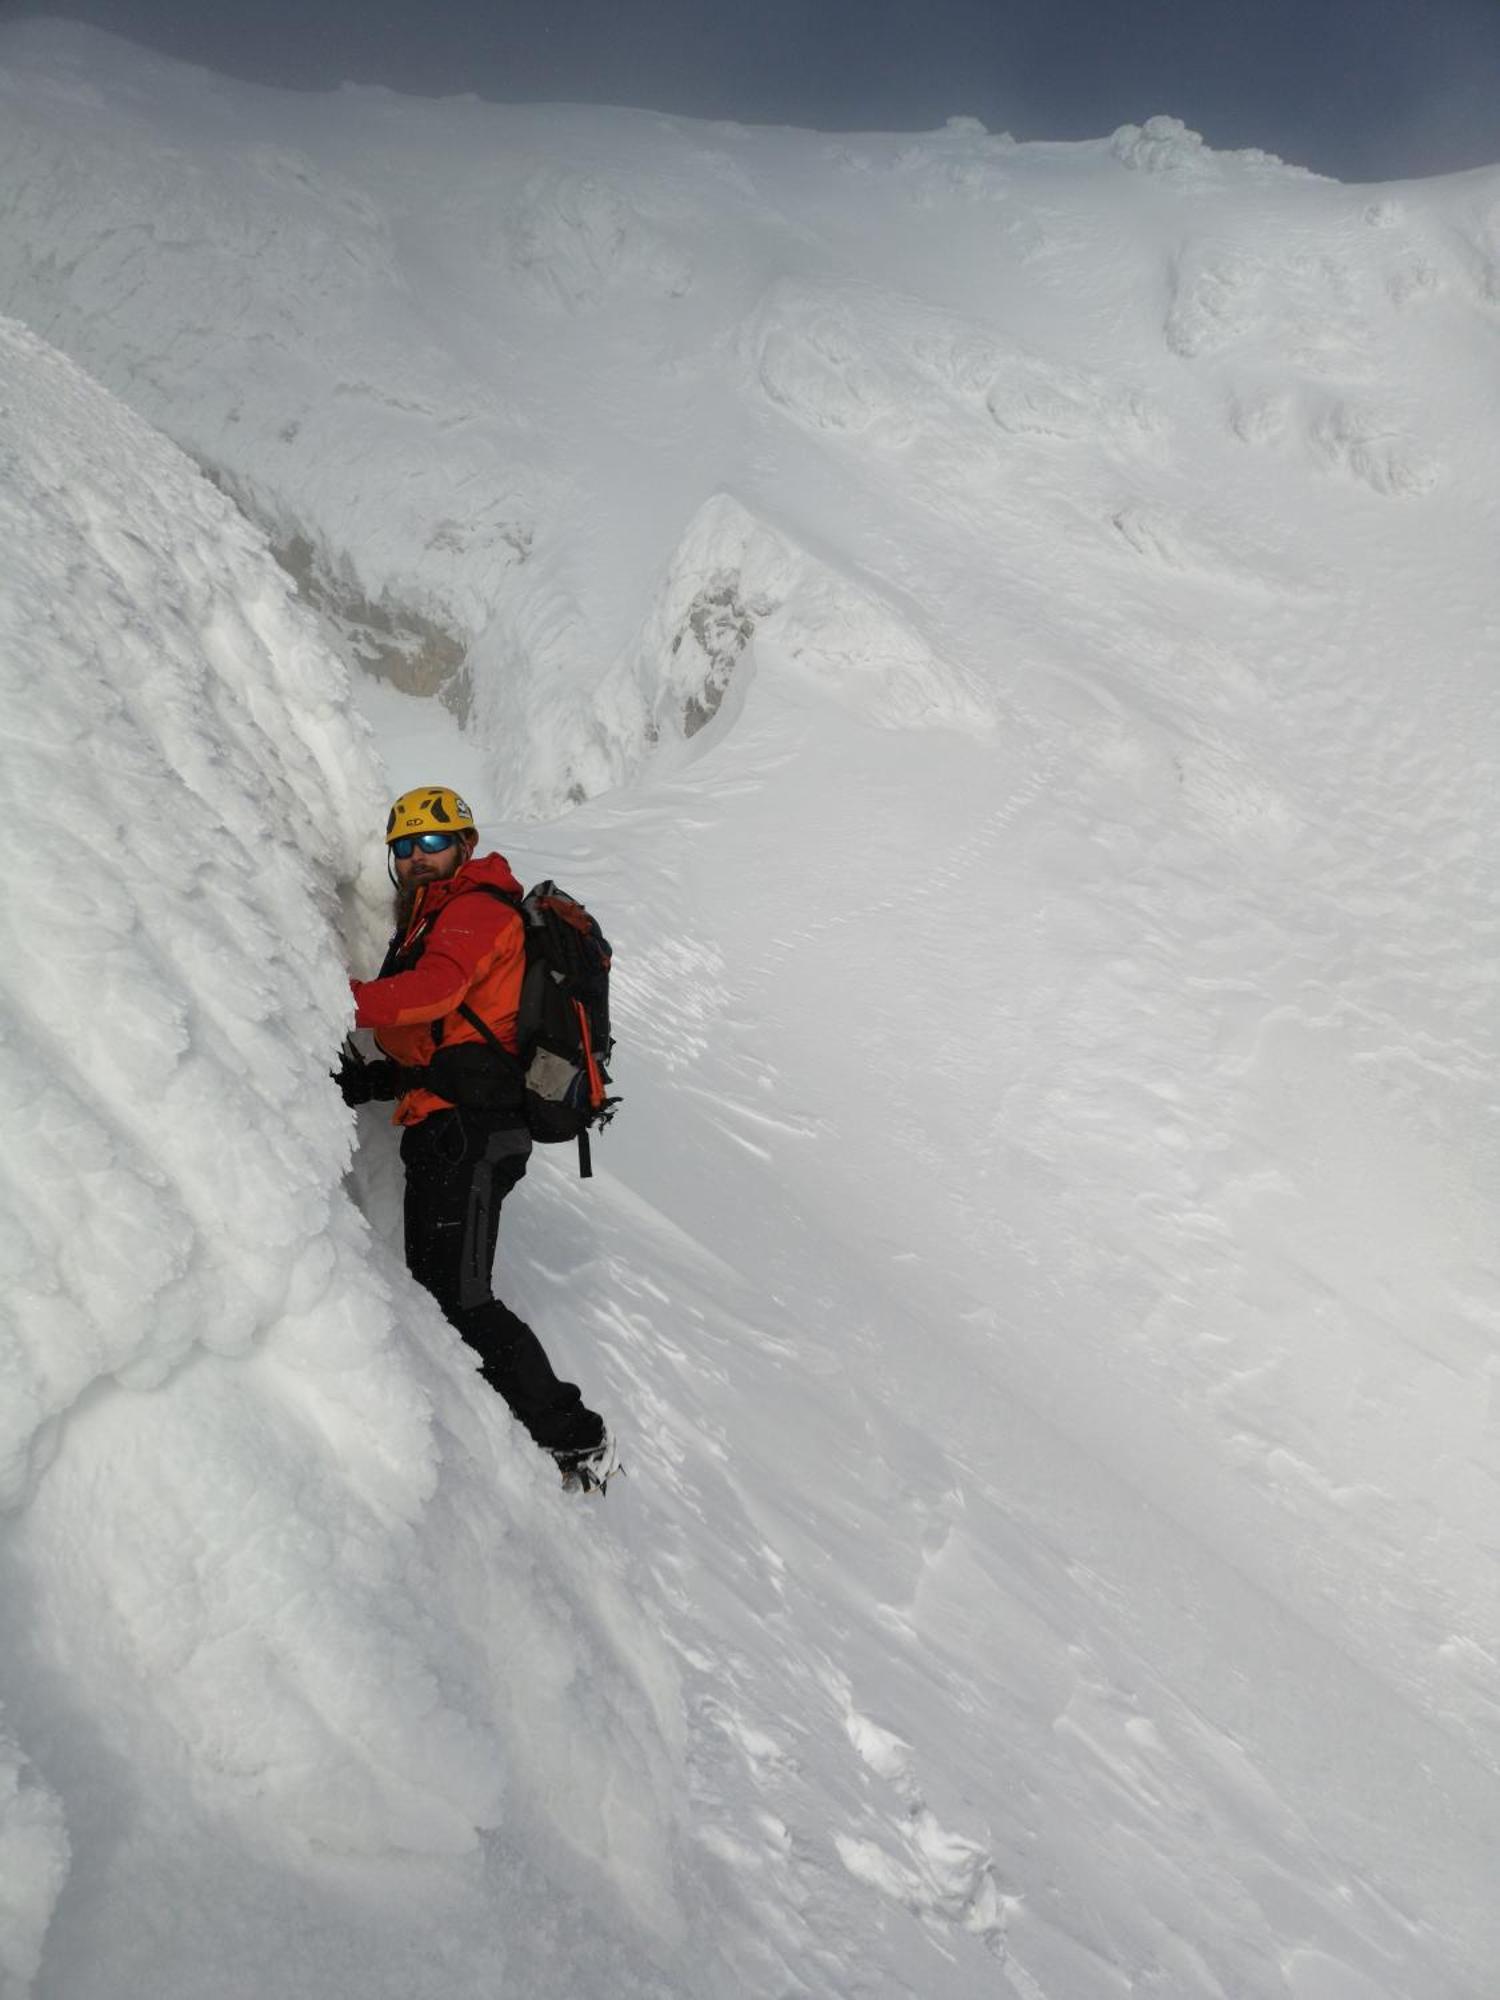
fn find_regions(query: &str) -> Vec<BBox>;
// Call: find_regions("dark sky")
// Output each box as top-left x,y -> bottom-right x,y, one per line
5,0 -> 1500,182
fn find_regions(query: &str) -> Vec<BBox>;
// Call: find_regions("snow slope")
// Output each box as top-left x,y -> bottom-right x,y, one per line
2,18 -> 1500,2000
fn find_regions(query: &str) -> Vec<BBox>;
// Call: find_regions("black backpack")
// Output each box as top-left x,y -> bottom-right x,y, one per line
461,881 -> 619,1178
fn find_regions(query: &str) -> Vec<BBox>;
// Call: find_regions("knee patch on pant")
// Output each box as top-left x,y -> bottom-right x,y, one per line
457,1125 -> 532,1314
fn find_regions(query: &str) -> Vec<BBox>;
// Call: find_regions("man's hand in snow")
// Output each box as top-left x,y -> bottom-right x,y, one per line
335,1049 -> 402,1106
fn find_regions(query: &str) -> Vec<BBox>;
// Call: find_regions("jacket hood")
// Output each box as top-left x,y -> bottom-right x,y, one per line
455,850 -> 524,899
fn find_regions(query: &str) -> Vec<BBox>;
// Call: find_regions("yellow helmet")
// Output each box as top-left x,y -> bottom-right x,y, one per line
385,785 -> 475,844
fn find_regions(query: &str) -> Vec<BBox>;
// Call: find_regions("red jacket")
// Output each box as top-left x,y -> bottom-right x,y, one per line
351,851 -> 527,1126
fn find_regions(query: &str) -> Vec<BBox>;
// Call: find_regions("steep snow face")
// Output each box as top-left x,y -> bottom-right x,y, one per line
0,321 -> 699,1999
3,23 -> 1500,2000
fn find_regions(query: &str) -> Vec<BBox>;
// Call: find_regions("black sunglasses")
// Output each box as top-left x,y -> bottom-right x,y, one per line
390,831 -> 460,860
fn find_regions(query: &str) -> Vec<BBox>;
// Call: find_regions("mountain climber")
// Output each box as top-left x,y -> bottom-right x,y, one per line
337,785 -> 616,1492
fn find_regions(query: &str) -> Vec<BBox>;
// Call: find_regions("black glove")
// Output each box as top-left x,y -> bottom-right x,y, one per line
335,1050 -> 403,1107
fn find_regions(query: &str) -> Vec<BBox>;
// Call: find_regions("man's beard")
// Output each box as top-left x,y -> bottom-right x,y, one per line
393,879 -> 423,930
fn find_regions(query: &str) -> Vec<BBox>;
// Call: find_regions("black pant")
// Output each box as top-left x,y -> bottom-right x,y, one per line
400,1108 -> 602,1454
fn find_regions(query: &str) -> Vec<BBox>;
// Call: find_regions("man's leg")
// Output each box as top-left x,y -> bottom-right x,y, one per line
401,1110 -> 604,1453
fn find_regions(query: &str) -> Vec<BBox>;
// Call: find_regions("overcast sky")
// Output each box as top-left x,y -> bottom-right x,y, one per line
4,0 -> 1499,183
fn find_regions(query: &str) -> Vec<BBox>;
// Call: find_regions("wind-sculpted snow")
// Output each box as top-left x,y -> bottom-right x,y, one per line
744,279 -> 1165,461
0,317 -> 377,1504
585,492 -> 998,787
506,168 -> 695,311
0,1712 -> 66,1997
1110,113 -> 1298,180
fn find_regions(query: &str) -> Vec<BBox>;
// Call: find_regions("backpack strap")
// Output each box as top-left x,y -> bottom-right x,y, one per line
457,1001 -> 510,1055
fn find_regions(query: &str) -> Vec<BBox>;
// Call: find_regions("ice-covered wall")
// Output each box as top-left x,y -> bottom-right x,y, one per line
0,318 -> 689,1998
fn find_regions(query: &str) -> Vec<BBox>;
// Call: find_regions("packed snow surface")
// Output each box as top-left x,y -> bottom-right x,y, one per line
1,18 -> 1499,2000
